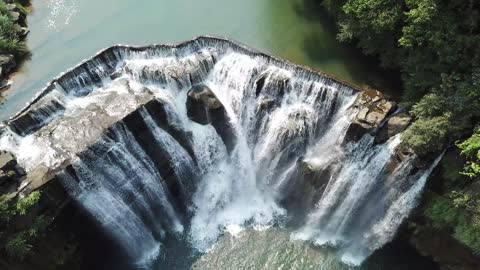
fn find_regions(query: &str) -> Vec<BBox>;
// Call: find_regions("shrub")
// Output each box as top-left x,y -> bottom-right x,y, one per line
457,128 -> 480,178
16,191 -> 41,216
402,115 -> 450,156
424,192 -> 480,254
5,233 -> 32,260
0,192 -> 46,261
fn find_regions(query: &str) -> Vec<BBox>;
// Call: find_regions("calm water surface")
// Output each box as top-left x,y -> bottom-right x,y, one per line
0,0 -> 394,120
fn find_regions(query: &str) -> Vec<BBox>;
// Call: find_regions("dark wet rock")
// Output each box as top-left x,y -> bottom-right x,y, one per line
254,70 -> 290,103
6,3 -> 27,26
0,79 -> 13,92
281,158 -> 337,222
143,99 -> 196,160
8,10 -> 20,23
9,99 -> 66,136
410,226 -> 480,270
186,84 -> 222,125
375,112 -> 412,144
186,84 -> 236,152
0,151 -> 16,171
344,90 -> 396,143
0,54 -> 16,79
18,26 -> 30,38
257,98 -> 276,112
0,151 -> 28,194
108,103 -> 193,216
255,74 -> 267,96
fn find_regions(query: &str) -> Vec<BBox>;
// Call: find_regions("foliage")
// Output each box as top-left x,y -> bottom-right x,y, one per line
0,192 -> 46,261
5,233 -> 32,260
323,0 -> 480,160
333,0 -> 404,67
0,1 -> 28,58
0,15 -> 18,41
16,191 -> 41,215
0,195 -> 14,224
324,0 -> 480,253
401,115 -> 450,156
424,192 -> 480,254
457,127 -> 480,178
4,216 -> 47,260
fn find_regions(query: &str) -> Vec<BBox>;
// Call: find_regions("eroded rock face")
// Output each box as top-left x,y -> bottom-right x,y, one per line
280,158 -> 336,221
344,90 -> 396,143
375,111 -> 412,144
0,151 -> 27,194
0,54 -> 16,80
186,84 -> 236,152
186,84 -> 222,125
410,226 -> 480,270
6,3 -> 27,26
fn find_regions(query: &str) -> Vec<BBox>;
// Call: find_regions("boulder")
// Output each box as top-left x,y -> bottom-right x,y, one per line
344,91 -> 397,143
186,84 -> 222,125
186,84 -> 236,152
6,4 -> 27,26
410,226 -> 480,270
0,54 -> 16,79
279,158 -> 336,221
18,27 -> 30,38
8,11 -> 20,23
0,79 -> 13,92
375,112 -> 412,144
0,151 -> 16,171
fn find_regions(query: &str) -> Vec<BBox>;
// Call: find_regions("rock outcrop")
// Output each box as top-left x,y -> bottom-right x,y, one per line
344,90 -> 396,142
0,151 -> 26,194
375,111 -> 412,144
343,90 -> 410,145
186,84 -> 223,125
186,84 -> 236,152
0,0 -> 30,96
0,54 -> 16,80
410,226 -> 480,270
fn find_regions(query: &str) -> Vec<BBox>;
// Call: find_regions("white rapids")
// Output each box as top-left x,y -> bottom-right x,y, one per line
0,37 -> 441,267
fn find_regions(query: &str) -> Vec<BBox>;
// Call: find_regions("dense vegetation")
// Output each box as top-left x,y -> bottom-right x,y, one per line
0,0 -> 28,58
0,191 -> 47,260
321,0 -> 480,254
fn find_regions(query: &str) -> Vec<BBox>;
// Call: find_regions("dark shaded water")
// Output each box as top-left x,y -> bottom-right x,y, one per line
61,201 -> 438,270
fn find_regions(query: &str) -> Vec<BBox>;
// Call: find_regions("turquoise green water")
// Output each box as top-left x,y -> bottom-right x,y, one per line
0,0 -> 395,120
153,228 -> 438,270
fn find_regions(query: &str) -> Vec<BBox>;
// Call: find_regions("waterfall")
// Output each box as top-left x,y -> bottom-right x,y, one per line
0,37 -> 442,267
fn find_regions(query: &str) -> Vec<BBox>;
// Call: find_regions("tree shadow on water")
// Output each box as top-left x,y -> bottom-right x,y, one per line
293,0 -> 325,23
303,31 -> 339,64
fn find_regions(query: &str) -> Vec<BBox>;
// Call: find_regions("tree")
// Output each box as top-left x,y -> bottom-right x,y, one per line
457,128 -> 480,178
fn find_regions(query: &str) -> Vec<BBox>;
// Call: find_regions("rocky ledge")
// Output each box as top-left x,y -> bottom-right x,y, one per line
0,150 -> 26,195
344,89 -> 412,144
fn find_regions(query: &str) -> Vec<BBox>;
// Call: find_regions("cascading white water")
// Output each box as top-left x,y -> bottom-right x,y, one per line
0,37 -> 442,267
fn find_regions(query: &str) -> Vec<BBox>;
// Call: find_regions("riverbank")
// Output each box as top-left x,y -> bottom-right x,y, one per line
0,0 -> 31,103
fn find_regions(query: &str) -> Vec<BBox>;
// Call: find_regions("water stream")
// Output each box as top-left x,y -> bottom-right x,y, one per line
0,39 -> 440,269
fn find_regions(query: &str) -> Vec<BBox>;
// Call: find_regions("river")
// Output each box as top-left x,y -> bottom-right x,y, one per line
0,0 -> 396,120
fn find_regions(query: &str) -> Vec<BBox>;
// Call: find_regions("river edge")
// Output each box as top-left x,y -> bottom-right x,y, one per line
0,0 -> 32,104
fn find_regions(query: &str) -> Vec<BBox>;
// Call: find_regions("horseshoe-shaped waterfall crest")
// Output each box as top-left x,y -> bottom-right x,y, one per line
0,37 -> 440,267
